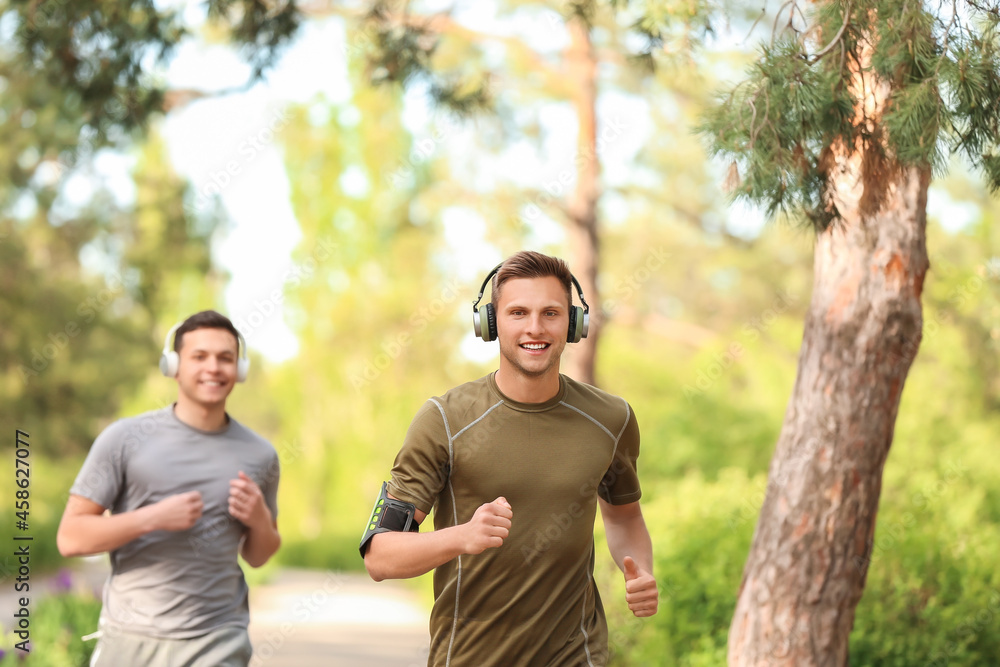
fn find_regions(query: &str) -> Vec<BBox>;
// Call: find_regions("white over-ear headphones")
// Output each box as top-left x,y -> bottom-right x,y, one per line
159,322 -> 250,382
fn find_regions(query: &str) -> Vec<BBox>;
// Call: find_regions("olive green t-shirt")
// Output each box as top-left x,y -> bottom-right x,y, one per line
389,372 -> 641,667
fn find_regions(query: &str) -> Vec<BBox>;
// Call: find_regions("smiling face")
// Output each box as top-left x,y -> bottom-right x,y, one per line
495,276 -> 570,382
174,327 -> 239,411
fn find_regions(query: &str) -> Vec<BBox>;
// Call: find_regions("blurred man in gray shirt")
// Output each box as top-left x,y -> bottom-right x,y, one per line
58,310 -> 281,667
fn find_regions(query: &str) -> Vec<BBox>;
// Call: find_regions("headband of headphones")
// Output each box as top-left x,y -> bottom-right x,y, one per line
471,261 -> 590,343
159,322 -> 250,382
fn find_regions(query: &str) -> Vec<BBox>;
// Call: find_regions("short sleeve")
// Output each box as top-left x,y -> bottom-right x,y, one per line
387,400 -> 451,515
69,419 -> 129,510
598,403 -> 641,505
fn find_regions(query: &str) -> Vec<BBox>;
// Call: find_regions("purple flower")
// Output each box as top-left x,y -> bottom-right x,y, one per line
52,568 -> 73,593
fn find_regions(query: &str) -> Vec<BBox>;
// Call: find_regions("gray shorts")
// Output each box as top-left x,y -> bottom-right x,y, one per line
90,625 -> 252,667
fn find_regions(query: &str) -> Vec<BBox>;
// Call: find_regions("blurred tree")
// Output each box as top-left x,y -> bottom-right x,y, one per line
677,0 -> 1000,663
0,131 -> 222,456
1,0 -> 300,140
0,0 -> 297,454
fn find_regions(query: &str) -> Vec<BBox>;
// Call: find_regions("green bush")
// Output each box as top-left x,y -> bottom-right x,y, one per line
851,482 -> 1000,665
0,591 -> 101,667
594,463 -> 1000,666
0,457 -> 78,576
279,530 -> 363,572
598,470 -> 757,666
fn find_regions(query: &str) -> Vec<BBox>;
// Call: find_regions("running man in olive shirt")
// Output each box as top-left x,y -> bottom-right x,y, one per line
361,251 -> 658,666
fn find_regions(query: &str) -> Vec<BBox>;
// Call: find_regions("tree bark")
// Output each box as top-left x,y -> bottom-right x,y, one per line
727,34 -> 931,665
563,14 -> 601,387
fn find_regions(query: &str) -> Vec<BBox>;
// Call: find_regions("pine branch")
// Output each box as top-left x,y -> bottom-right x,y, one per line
809,0 -> 851,63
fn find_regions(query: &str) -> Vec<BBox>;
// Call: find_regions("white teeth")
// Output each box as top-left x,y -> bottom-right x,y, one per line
522,343 -> 547,350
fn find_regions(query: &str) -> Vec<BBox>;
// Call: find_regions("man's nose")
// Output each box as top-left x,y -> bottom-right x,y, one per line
526,313 -> 544,332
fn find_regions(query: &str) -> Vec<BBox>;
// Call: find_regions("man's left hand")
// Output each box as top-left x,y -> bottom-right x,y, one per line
623,555 -> 658,617
229,471 -> 271,529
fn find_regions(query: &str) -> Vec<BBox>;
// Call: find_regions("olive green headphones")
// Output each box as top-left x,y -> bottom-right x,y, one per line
471,262 -> 590,343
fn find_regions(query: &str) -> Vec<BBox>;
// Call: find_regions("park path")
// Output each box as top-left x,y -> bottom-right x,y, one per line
2,559 -> 429,666
247,568 -> 429,666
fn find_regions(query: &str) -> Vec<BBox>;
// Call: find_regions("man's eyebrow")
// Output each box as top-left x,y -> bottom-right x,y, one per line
505,302 -> 567,311
188,347 -> 237,355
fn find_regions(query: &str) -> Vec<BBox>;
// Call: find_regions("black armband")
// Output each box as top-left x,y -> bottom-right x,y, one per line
359,482 -> 419,557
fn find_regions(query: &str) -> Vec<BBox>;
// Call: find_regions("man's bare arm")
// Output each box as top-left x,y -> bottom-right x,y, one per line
600,499 -> 658,617
57,492 -> 203,558
364,495 -> 511,582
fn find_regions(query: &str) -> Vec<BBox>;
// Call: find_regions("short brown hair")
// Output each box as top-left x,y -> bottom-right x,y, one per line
174,310 -> 241,354
491,251 -> 573,312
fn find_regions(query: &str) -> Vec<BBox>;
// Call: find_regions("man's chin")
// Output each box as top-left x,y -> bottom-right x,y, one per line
502,356 -> 557,379
184,387 -> 232,406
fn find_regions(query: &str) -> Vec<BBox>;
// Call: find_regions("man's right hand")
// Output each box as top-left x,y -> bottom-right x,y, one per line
462,497 -> 512,554
149,491 -> 203,531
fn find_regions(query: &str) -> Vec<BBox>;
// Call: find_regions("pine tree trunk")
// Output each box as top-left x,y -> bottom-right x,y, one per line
727,145 -> 931,667
563,14 -> 601,387
727,23 -> 935,662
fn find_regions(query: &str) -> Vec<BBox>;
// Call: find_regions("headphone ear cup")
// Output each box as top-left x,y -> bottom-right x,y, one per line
159,351 -> 179,378
473,309 -> 483,340
478,304 -> 497,342
567,307 -> 582,343
236,358 -> 249,383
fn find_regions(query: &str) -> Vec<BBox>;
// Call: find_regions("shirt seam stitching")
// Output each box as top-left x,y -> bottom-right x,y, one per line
430,398 -> 460,667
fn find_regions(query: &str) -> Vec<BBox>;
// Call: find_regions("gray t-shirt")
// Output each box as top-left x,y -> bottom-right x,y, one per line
70,405 -> 279,639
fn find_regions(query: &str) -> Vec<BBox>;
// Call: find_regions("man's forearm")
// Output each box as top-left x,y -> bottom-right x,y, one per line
604,511 -> 654,574
240,520 -> 281,568
57,508 -> 155,557
365,526 -> 467,581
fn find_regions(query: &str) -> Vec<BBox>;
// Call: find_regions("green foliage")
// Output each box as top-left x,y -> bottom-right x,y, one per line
851,500 -> 1000,665
278,534 -> 363,573
0,131 -> 222,457
0,591 -> 101,666
699,35 -> 855,223
0,462 -> 75,576
356,0 -> 718,116
944,31 -> 1000,189
619,0 -> 717,63
600,470 -> 757,666
1,0 -> 300,141
0,227 -> 149,457
586,211 -> 1000,664
359,0 -> 496,116
694,0 -> 1000,223
5,2 -> 999,664
205,0 -> 302,78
